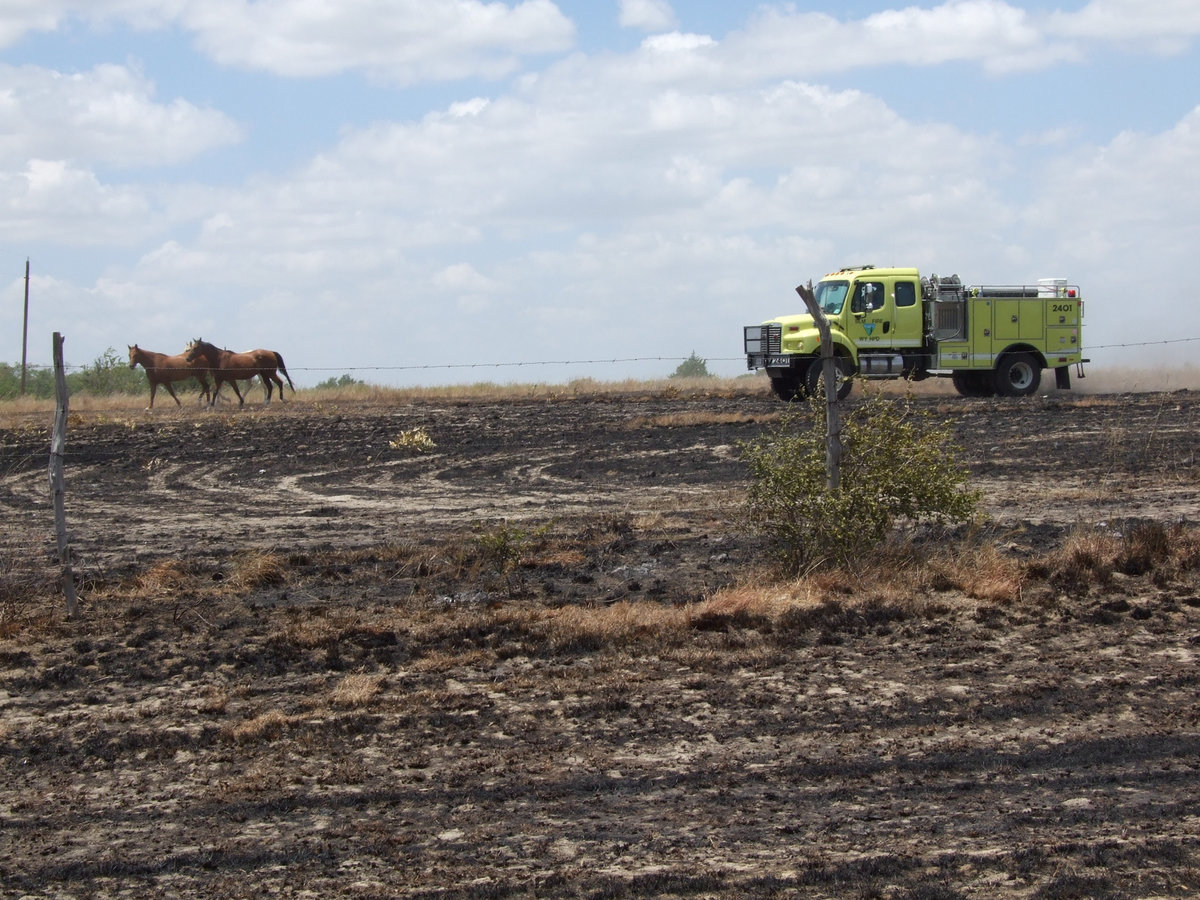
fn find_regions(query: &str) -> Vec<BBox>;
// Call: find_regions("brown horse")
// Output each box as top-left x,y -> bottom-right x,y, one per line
128,344 -> 212,409
185,338 -> 295,407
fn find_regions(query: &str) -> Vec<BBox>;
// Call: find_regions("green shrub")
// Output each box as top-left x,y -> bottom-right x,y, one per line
472,520 -> 549,574
68,347 -> 146,396
315,373 -> 364,389
0,349 -> 146,398
740,389 -> 979,573
670,352 -> 711,379
0,362 -> 56,399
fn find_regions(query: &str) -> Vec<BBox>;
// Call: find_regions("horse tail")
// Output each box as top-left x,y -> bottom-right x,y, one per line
275,352 -> 296,392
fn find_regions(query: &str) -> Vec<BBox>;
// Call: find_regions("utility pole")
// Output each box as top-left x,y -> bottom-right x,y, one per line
20,259 -> 30,394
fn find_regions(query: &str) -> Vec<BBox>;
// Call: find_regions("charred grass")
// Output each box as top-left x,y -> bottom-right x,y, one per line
13,517 -> 1200,659
6,517 -> 1200,897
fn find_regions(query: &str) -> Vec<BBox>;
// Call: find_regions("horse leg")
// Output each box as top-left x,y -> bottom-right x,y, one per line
261,374 -> 272,405
163,382 -> 182,407
269,372 -> 286,401
227,377 -> 245,407
148,380 -> 157,409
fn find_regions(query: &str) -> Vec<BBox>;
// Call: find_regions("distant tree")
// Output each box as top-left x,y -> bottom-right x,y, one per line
0,361 -> 56,399
68,347 -> 145,396
315,373 -> 364,389
670,351 -> 712,379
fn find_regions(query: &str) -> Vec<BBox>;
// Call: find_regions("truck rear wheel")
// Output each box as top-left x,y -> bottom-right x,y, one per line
805,357 -> 853,401
952,371 -> 996,397
994,353 -> 1041,397
769,373 -> 805,401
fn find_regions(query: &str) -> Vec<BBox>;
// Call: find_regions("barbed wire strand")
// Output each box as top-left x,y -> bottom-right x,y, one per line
6,336 -> 1194,376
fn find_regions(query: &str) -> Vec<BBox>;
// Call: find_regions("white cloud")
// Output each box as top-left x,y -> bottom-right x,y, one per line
0,159 -> 158,243
179,0 -> 575,83
618,0 -> 677,32
0,62 -> 241,168
1050,0 -> 1200,51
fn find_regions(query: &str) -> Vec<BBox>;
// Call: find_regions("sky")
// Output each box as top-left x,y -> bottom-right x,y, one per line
0,0 -> 1197,387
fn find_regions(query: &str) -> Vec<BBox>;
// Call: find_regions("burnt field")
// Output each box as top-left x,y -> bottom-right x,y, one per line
2,384 -> 1200,898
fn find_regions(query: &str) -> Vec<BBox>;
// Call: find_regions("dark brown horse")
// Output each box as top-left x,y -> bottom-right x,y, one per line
128,344 -> 212,409
185,339 -> 295,407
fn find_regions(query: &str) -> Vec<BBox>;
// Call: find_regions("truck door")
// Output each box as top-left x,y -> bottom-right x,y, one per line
892,279 -> 922,347
848,280 -> 892,348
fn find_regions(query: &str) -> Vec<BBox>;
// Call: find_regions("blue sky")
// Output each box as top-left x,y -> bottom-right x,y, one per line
1,0 -> 1198,386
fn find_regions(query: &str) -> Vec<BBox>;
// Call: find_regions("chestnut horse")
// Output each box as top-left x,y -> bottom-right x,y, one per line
185,338 -> 295,407
128,344 -> 212,409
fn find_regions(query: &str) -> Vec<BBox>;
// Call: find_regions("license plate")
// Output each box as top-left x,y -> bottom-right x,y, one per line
767,356 -> 792,368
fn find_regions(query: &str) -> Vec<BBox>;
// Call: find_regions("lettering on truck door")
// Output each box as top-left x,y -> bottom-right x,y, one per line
849,280 -> 890,346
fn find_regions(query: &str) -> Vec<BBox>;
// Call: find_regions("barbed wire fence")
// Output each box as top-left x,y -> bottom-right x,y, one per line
9,335 -> 1200,379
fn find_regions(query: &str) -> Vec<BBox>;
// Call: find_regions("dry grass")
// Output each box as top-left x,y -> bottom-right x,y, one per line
547,600 -> 692,651
330,673 -> 385,708
927,541 -> 1025,604
227,550 -> 288,591
222,709 -> 301,744
4,365 -> 1199,427
135,559 -> 194,594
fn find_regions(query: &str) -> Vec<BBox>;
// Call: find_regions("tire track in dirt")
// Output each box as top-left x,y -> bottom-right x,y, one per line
2,390 -> 1199,573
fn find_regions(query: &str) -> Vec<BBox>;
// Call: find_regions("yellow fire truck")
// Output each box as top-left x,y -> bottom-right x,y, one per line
743,265 -> 1086,400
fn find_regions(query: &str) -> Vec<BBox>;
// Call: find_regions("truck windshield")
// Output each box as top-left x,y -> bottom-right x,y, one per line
815,280 -> 849,315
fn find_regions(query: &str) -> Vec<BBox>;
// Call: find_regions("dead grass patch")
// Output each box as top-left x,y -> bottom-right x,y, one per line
330,673 -> 384,708
135,559 -> 195,594
926,542 -> 1024,604
222,709 -> 302,744
227,550 -> 288,591
410,647 -> 493,673
547,600 -> 691,651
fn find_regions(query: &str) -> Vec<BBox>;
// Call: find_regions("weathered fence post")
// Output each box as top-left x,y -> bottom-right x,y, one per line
795,281 -> 842,491
49,332 -> 78,617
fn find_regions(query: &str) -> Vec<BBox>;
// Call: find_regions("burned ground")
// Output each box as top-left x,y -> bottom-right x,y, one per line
2,384 -> 1200,898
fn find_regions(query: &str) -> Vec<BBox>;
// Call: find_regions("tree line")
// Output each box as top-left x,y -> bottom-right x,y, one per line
0,348 -> 148,399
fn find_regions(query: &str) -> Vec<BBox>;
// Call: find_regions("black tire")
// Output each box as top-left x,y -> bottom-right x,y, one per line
805,357 -> 853,401
769,373 -> 806,401
993,353 -> 1041,397
952,371 -> 996,398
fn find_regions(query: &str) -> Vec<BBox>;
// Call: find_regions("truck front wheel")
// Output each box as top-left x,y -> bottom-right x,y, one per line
805,357 -> 853,401
994,353 -> 1041,397
769,373 -> 805,401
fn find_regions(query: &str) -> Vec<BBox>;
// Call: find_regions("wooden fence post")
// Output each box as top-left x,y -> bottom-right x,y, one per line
795,281 -> 842,492
49,332 -> 78,618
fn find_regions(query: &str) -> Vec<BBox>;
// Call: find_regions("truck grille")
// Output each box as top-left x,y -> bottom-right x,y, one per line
761,324 -> 781,354
744,324 -> 782,357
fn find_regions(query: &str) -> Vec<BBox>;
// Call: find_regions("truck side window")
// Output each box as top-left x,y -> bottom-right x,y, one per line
852,281 -> 885,313
895,281 -> 916,307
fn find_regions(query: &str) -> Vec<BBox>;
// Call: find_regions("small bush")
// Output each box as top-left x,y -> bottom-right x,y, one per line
670,351 -> 712,379
740,389 -> 979,573
390,426 -> 436,453
314,373 -> 364,389
70,347 -> 146,396
471,520 -> 548,573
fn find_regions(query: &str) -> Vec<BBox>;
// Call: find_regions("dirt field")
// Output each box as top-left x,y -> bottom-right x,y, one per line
3,382 -> 1200,898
